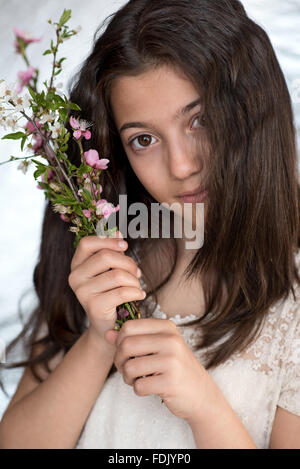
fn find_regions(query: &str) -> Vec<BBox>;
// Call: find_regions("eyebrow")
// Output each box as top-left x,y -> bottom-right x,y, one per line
119,97 -> 202,134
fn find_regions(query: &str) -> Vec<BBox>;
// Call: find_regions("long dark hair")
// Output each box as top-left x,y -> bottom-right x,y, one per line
1,0 -> 300,398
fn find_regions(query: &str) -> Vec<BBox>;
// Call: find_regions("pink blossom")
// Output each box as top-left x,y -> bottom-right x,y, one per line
78,189 -> 83,197
24,120 -> 47,155
84,149 -> 110,170
41,169 -> 54,183
96,199 -> 120,219
69,116 -> 93,140
13,27 -> 42,44
25,120 -> 41,134
17,66 -> 36,93
32,134 -> 43,153
117,308 -> 129,319
60,214 -> 68,222
69,116 -> 80,129
83,209 -> 92,219
73,130 -> 82,139
96,159 -> 110,170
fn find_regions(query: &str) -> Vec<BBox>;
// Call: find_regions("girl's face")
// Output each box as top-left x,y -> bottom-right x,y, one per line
110,64 -> 209,230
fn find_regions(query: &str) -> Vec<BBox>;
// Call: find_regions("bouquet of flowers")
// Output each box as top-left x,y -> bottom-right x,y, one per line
0,9 -> 141,331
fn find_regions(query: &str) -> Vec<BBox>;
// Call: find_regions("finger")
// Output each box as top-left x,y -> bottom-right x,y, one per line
71,232 -> 127,271
76,268 -> 142,296
88,286 -> 146,319
71,249 -> 140,287
122,354 -> 164,386
115,317 -> 177,348
114,332 -> 171,372
132,373 -> 166,398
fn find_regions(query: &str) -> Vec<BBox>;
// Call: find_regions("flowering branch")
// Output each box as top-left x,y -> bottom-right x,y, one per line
0,9 -> 142,331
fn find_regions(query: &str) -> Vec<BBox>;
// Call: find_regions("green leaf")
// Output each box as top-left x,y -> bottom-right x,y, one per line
43,49 -> 52,56
21,135 -> 27,151
2,132 -> 26,140
63,132 -> 70,144
69,102 -> 81,111
31,158 -> 45,167
54,69 -> 62,76
27,85 -> 37,101
34,168 -> 46,179
60,182 -> 75,199
82,187 -> 93,202
59,9 -> 72,27
59,109 -> 68,121
57,57 -> 67,66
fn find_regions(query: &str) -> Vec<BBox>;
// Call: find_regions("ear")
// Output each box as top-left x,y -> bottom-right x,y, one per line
105,329 -> 119,345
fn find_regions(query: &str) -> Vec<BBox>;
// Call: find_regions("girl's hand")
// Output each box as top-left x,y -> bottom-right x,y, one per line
107,318 -> 218,426
68,232 -> 145,342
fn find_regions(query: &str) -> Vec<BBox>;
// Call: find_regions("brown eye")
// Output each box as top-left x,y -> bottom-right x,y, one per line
192,114 -> 206,129
129,134 -> 158,151
137,135 -> 152,147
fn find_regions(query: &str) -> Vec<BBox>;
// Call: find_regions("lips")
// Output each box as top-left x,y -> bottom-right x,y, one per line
177,189 -> 208,203
177,185 -> 204,197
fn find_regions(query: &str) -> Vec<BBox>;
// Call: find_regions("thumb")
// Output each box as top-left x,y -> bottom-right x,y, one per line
105,329 -> 119,345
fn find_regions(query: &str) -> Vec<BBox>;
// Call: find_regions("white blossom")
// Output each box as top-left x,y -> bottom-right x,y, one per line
73,217 -> 82,227
0,115 -> 8,129
6,118 -> 20,131
17,160 -> 31,174
49,182 -> 61,192
48,121 -> 64,138
0,80 -> 18,103
53,203 -> 72,214
39,111 -> 56,124
11,93 -> 31,112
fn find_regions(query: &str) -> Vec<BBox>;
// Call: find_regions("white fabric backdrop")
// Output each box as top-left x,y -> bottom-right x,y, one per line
0,0 -> 299,418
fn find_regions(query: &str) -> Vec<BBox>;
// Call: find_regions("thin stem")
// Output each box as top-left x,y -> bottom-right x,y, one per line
20,47 -> 30,68
0,154 -> 37,165
77,138 -> 97,201
76,138 -> 84,165
48,27 -> 60,92
20,109 -> 80,202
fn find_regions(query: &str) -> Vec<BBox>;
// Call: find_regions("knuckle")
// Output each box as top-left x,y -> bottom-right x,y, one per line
99,248 -> 111,264
75,284 -> 85,300
123,360 -> 133,376
112,269 -> 125,283
119,287 -> 130,301
120,336 -> 131,354
78,236 -> 90,252
172,334 -> 182,348
68,271 -> 74,288
134,379 -> 144,395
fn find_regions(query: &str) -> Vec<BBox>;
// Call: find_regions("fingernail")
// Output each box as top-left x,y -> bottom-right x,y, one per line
137,267 -> 142,278
118,241 -> 127,249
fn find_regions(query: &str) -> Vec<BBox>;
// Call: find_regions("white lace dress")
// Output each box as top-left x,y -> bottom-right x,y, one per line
74,248 -> 300,449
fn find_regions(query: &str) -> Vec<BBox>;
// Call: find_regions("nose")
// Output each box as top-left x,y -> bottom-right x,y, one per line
166,135 -> 203,180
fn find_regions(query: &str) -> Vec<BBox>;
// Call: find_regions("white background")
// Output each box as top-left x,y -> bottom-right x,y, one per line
0,0 -> 299,417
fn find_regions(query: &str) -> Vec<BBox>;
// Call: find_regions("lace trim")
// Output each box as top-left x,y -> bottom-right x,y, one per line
135,244 -> 300,381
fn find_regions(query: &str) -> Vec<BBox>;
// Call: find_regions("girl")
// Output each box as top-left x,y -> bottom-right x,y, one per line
0,0 -> 300,449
